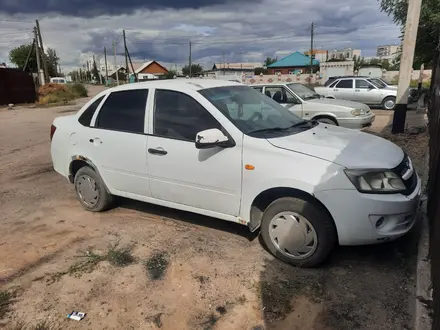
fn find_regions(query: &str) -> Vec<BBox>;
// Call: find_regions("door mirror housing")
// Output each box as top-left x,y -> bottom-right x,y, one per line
195,128 -> 233,149
368,85 -> 374,89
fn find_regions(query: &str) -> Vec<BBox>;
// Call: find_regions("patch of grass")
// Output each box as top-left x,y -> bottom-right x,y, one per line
106,243 -> 135,267
47,244 -> 135,283
68,83 -> 88,97
9,320 -> 61,330
0,290 -> 12,318
145,252 -> 169,280
237,294 -> 247,305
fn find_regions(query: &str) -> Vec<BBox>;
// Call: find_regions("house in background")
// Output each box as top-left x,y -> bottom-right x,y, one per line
127,61 -> 169,80
376,45 -> 400,61
328,48 -> 361,61
304,49 -> 328,63
267,52 -> 319,74
206,63 -> 262,77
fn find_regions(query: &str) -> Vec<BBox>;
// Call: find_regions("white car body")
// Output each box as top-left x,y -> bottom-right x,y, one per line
315,77 -> 398,109
251,83 -> 375,129
50,80 -> 421,265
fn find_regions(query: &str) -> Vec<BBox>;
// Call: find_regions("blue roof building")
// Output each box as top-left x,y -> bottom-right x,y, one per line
267,52 -> 319,74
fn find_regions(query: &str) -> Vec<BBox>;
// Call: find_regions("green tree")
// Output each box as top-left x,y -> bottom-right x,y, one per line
9,43 -> 37,72
182,64 -> 203,77
91,61 -> 100,81
164,70 -> 177,79
45,48 -> 59,77
263,56 -> 278,67
254,67 -> 267,75
379,0 -> 440,67
353,55 -> 365,71
9,43 -> 61,76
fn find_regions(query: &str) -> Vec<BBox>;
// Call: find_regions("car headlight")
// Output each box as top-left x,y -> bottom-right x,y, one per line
350,109 -> 366,116
344,169 -> 406,193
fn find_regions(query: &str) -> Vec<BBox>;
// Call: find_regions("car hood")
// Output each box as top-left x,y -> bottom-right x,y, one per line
267,124 -> 404,169
306,98 -> 370,111
385,85 -> 398,90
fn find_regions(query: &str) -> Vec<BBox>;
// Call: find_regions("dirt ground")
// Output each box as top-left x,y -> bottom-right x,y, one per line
0,87 -> 428,330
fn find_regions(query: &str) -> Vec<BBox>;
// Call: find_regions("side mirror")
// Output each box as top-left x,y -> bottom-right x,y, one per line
368,85 -> 374,89
195,128 -> 233,149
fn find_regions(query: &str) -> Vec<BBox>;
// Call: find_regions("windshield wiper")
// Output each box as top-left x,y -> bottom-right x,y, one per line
248,127 -> 288,134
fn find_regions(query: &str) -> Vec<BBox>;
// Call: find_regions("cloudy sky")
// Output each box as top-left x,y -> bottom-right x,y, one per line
0,0 -> 401,72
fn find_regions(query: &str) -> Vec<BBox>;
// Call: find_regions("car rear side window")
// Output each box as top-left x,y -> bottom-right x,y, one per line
78,95 -> 105,126
336,79 -> 353,89
154,90 -> 221,141
96,90 -> 148,134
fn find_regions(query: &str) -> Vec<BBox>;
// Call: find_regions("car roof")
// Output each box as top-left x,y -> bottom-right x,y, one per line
107,79 -> 241,93
249,83 -> 289,86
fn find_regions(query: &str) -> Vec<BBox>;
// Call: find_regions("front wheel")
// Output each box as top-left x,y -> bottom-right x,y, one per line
316,117 -> 337,125
260,197 -> 337,267
382,96 -> 396,110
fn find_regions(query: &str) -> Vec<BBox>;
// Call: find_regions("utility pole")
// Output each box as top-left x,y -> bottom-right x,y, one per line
23,38 -> 35,72
86,61 -> 90,82
391,0 -> 423,134
104,47 -> 108,85
123,30 -> 129,83
35,20 -> 49,82
113,40 -> 119,85
309,22 -> 314,81
34,27 -> 44,85
189,41 -> 192,78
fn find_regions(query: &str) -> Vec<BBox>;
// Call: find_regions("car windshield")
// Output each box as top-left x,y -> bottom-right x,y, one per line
199,85 -> 314,137
287,83 -> 320,100
368,78 -> 386,88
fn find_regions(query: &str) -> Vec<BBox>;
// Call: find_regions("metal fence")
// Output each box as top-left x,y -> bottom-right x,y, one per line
427,41 -> 440,329
0,68 -> 36,105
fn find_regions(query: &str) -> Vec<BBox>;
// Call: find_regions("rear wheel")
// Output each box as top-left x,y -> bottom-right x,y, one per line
382,96 -> 396,110
260,197 -> 337,267
74,166 -> 113,212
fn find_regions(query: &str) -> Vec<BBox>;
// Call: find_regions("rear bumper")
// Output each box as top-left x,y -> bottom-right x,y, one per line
338,113 -> 376,129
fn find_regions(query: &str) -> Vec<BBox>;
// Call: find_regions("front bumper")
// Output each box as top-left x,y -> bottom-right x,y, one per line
337,112 -> 376,129
314,174 -> 422,246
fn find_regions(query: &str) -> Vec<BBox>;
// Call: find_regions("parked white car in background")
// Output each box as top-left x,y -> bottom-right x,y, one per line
251,83 -> 375,129
51,80 -> 421,267
315,77 -> 398,110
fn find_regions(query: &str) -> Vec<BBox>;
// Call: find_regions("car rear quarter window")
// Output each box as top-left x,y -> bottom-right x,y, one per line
154,90 -> 221,141
78,95 -> 105,126
335,79 -> 353,89
96,90 -> 148,134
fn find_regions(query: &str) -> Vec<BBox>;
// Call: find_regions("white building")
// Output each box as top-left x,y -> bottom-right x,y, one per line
328,48 -> 361,61
376,45 -> 400,61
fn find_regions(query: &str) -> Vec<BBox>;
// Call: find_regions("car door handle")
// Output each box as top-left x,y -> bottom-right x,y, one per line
355,90 -> 360,92
148,147 -> 167,156
334,89 -> 339,91
89,138 -> 102,144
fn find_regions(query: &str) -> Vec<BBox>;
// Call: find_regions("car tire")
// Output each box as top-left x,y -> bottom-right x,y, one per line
382,96 -> 396,110
74,166 -> 113,212
316,117 -> 337,125
260,197 -> 337,267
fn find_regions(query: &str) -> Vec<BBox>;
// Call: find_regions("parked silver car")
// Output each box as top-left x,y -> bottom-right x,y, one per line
315,77 -> 397,110
251,83 -> 375,129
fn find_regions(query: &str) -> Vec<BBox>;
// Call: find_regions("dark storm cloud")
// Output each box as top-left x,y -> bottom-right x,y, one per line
0,0 -> 260,17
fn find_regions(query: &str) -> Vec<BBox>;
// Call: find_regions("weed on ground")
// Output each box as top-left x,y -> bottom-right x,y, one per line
0,290 -> 12,318
106,243 -> 135,267
145,252 -> 169,280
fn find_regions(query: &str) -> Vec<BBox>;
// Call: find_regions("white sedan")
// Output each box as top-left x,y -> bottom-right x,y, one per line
251,83 -> 375,129
51,80 -> 420,267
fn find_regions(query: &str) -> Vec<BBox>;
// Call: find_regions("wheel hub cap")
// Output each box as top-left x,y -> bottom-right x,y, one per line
77,175 -> 99,207
268,211 -> 318,259
385,100 -> 395,109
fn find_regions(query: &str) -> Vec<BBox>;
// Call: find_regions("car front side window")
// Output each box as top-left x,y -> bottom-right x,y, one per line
153,90 -> 221,142
96,89 -> 148,134
355,79 -> 373,89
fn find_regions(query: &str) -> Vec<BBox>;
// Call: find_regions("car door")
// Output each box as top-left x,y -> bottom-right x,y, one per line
146,89 -> 242,216
354,78 -> 381,104
88,89 -> 151,197
332,79 -> 354,100
263,86 -> 303,117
